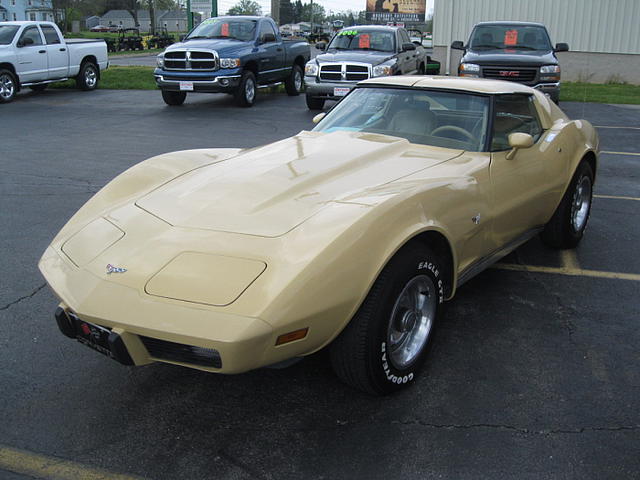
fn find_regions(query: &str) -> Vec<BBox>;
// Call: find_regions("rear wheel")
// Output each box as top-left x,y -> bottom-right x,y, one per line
330,244 -> 445,395
0,69 -> 18,103
76,61 -> 99,91
285,64 -> 303,96
234,71 -> 256,107
541,161 -> 594,248
306,94 -> 325,110
161,90 -> 187,106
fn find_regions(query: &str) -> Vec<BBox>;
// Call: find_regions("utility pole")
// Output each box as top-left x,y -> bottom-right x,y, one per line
187,0 -> 192,30
310,0 -> 313,34
212,0 -> 217,17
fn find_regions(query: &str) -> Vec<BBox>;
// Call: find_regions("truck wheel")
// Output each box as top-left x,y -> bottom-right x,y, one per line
161,90 -> 187,106
540,161 -> 594,249
76,61 -> 99,91
285,64 -> 303,96
0,69 -> 17,104
306,94 -> 324,110
235,71 -> 256,107
330,244 -> 445,395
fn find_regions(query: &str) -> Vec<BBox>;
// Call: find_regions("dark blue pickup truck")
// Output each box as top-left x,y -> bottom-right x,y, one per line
154,16 -> 310,107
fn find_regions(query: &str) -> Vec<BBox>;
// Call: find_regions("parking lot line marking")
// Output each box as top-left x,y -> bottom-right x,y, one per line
594,194 -> 640,201
0,444 -> 146,480
601,151 -> 640,156
561,250 -> 580,270
493,264 -> 640,281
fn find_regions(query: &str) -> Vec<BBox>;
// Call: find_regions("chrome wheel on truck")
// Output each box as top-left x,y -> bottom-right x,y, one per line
0,69 -> 17,103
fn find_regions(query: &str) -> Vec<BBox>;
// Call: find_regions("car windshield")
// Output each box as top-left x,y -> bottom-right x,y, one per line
469,25 -> 552,51
328,29 -> 395,52
314,87 -> 490,151
0,26 -> 19,45
186,18 -> 256,42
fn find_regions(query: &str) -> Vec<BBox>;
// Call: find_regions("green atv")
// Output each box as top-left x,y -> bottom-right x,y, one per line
148,27 -> 175,49
117,28 -> 144,51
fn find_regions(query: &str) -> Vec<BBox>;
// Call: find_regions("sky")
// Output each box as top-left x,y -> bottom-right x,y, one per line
214,0 -> 434,16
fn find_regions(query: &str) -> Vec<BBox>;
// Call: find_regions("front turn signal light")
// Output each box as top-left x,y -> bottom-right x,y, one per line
276,328 -> 309,345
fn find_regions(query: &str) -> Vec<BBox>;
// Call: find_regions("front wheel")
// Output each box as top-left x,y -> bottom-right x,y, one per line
161,90 -> 186,106
541,161 -> 594,248
306,94 -> 325,110
0,69 -> 17,103
330,244 -> 445,395
285,64 -> 303,96
234,71 -> 256,107
76,61 -> 99,91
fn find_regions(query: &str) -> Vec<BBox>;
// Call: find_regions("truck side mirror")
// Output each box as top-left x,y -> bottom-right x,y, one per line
315,42 -> 326,51
451,40 -> 465,50
261,33 -> 276,44
17,37 -> 34,47
554,43 -> 569,52
402,42 -> 416,52
506,133 -> 534,160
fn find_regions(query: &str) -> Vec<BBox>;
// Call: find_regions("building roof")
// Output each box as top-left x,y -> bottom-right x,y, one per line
360,75 -> 535,94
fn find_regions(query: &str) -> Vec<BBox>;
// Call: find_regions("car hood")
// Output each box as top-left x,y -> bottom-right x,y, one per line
135,131 -> 461,237
462,49 -> 557,67
316,50 -> 395,65
166,38 -> 247,55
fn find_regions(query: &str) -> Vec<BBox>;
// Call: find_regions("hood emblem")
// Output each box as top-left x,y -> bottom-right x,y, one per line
106,264 -> 127,274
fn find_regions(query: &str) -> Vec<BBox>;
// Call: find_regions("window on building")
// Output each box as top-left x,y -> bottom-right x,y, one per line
29,12 -> 36,21
13,12 -> 17,20
11,0 -> 15,5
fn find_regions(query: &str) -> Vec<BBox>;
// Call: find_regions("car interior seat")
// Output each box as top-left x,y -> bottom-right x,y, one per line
388,102 -> 436,137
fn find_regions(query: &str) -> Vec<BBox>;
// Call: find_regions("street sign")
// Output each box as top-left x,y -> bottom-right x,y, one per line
191,1 -> 212,13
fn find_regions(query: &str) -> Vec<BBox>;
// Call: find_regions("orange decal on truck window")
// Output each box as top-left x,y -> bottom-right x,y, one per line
359,34 -> 370,49
504,29 -> 518,46
221,23 -> 229,36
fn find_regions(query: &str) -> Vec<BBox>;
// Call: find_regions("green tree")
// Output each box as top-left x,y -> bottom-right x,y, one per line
227,0 -> 262,15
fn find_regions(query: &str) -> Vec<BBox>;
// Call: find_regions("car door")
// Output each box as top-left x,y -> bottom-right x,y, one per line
257,21 -> 285,84
40,24 -> 68,80
489,94 -> 564,247
398,29 -> 418,74
15,25 -> 48,83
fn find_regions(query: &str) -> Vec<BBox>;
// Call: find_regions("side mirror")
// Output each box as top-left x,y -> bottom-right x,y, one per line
554,42 -> 569,52
402,42 -> 416,52
261,33 -> 276,44
506,132 -> 534,160
179,34 -> 186,41
315,42 -> 326,50
17,37 -> 34,47
451,40 -> 465,50
312,112 -> 326,124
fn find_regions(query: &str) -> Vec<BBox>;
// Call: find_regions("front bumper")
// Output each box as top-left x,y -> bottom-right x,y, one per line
40,246 -> 276,374
532,81 -> 560,99
154,67 -> 242,93
305,76 -> 358,100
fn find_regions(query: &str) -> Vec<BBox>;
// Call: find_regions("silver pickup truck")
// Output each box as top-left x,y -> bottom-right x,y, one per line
0,21 -> 108,103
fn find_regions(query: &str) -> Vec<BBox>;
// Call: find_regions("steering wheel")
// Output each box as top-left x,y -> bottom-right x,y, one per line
431,125 -> 475,141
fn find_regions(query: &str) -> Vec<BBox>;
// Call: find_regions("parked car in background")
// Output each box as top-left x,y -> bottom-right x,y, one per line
452,21 -> 568,103
39,77 -> 598,395
304,25 -> 434,110
154,16 -> 310,107
89,25 -> 111,33
0,21 -> 108,104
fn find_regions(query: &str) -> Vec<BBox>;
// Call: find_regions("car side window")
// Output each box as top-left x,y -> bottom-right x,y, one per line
491,94 -> 543,151
399,29 -> 411,45
19,26 -> 43,46
259,21 -> 276,43
40,25 -> 60,44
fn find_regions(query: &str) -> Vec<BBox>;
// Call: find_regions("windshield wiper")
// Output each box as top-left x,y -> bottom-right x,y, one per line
471,44 -> 498,49
184,35 -> 208,40
513,45 -> 538,50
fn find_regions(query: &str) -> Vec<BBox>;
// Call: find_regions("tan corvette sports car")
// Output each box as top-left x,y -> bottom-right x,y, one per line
39,76 -> 598,395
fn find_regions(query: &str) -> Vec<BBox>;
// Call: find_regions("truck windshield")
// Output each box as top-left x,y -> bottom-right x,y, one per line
469,25 -> 552,51
313,87 -> 490,152
186,19 -> 257,42
0,26 -> 20,45
328,29 -> 395,52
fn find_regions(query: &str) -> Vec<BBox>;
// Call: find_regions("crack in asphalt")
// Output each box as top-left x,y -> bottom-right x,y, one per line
0,283 -> 47,311
391,420 -> 640,435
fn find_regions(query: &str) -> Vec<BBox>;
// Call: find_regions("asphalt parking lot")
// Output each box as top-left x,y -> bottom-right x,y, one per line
1,88 -> 639,480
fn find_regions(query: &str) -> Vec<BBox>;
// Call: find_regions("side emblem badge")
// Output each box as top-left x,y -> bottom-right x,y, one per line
106,264 -> 127,274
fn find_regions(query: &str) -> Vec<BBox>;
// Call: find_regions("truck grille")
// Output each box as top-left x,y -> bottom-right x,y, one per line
320,63 -> 370,82
482,67 -> 537,83
164,50 -> 218,71
140,335 -> 222,368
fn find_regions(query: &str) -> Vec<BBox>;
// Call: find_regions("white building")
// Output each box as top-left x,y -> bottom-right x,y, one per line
433,0 -> 640,84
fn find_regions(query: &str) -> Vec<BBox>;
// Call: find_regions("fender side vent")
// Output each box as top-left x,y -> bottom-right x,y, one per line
140,336 -> 222,368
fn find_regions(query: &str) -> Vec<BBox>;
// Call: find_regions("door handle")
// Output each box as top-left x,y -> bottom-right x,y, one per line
59,48 -> 66,51
276,48 -> 283,52
39,50 -> 46,54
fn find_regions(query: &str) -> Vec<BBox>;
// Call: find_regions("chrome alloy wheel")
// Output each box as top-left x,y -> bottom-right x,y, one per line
571,175 -> 592,232
387,275 -> 437,369
294,69 -> 303,91
85,66 -> 97,88
0,73 -> 15,101
245,78 -> 255,103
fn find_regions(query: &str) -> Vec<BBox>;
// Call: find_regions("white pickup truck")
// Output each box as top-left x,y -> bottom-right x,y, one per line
0,21 -> 108,103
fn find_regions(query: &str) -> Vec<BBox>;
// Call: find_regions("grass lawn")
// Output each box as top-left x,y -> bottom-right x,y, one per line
560,82 -> 640,104
51,66 -> 157,90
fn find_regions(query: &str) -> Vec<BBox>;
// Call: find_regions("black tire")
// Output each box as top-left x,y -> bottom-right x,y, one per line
285,64 -> 303,96
234,71 -> 256,107
0,68 -> 18,104
161,90 -> 187,106
330,244 -> 446,395
418,62 -> 426,74
541,161 -> 594,249
306,94 -> 325,110
76,61 -> 99,91
29,84 -> 48,92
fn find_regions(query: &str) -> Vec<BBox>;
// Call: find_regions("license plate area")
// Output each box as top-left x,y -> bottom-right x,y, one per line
179,81 -> 194,91
68,312 -> 114,359
333,87 -> 350,97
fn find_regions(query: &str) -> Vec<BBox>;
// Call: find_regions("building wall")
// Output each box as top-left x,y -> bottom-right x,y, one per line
0,0 -> 53,21
433,0 -> 640,84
